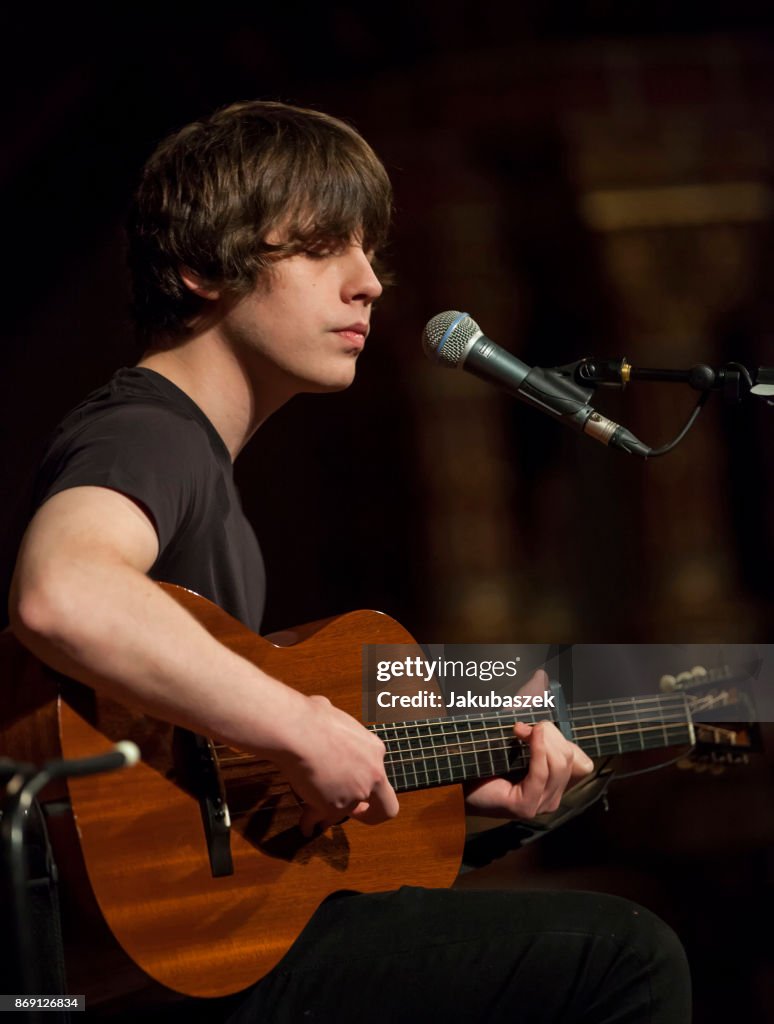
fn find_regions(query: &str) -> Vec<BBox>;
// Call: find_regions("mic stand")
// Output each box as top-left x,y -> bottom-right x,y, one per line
0,745 -> 138,1024
1,759 -> 61,1024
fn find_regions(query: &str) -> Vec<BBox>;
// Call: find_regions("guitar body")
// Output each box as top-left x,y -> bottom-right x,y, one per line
1,587 -> 465,1004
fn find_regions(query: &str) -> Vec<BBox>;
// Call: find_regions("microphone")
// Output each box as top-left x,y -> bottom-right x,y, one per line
422,311 -> 651,457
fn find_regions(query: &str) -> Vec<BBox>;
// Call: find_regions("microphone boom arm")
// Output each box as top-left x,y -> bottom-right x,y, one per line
562,358 -> 774,405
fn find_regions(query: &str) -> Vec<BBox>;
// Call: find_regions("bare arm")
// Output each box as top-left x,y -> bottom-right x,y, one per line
9,486 -> 398,834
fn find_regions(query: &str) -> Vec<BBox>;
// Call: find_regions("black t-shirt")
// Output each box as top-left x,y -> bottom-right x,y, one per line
33,367 -> 266,631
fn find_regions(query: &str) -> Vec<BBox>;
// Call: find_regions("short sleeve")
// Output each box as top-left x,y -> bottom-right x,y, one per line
34,403 -> 205,555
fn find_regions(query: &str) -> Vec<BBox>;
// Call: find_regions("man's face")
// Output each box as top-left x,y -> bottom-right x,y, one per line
219,239 -> 383,395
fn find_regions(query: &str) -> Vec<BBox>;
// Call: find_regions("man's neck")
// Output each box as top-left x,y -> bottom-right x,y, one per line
138,333 -> 296,461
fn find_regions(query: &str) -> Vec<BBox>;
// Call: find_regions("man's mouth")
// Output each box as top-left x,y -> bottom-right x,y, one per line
333,322 -> 368,346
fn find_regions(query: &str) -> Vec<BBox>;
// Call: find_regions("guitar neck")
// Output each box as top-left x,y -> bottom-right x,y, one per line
372,692 -> 695,794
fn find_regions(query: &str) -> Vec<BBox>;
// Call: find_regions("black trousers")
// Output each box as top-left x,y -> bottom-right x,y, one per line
227,887 -> 691,1023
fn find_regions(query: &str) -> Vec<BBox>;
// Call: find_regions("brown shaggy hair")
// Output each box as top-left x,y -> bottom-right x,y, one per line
127,100 -> 392,342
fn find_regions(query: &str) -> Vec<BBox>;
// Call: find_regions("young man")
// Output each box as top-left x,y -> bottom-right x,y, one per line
9,101 -> 690,1021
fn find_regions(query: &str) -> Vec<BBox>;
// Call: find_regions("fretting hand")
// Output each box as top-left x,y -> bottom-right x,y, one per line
463,669 -> 593,819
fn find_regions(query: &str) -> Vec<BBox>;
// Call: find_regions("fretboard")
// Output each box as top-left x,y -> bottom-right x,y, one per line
371,692 -> 695,794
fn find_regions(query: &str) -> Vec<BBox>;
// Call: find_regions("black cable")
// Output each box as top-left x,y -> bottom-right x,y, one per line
646,390 -> 711,458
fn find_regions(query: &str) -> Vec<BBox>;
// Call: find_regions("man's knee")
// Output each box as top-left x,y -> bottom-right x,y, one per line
590,893 -> 692,1020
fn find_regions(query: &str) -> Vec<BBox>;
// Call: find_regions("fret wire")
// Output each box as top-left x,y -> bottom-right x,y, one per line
408,722 -> 422,787
569,699 -> 690,727
487,717 -> 496,777
375,714 -> 690,749
419,720 -> 438,782
399,724 -> 411,789
388,723 -> 696,790
452,716 -> 462,783
590,704 -> 602,756
660,703 -> 671,749
217,694 -> 696,788
577,699 -> 689,715
381,729 -> 513,764
390,724 -> 408,791
428,719 -> 443,785
591,701 -> 688,727
217,698 -> 693,771
569,716 -> 688,741
633,698 -> 645,751
378,715 -> 691,762
217,734 -> 692,792
371,695 -> 691,742
413,722 -> 428,787
384,722 -> 693,770
395,723 -> 409,788
384,729 -> 692,774
383,721 -> 693,772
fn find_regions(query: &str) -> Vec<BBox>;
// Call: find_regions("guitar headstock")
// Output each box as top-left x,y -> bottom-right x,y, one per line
660,664 -> 762,772
659,662 -> 751,695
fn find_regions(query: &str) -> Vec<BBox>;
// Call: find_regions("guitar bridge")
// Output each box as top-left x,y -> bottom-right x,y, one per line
173,728 -> 234,877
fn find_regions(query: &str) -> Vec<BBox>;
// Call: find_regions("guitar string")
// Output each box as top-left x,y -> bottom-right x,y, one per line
379,725 -> 694,771
378,716 -> 692,765
372,711 -> 693,755
213,732 -> 696,806
213,691 -> 722,765
377,716 -> 693,745
211,702 -> 729,806
378,721 -> 692,760
379,728 -> 697,785
372,712 -> 688,745
212,701 -> 705,761
213,693 -> 722,774
214,719 -> 694,783
213,711 -> 694,767
213,715 -> 692,768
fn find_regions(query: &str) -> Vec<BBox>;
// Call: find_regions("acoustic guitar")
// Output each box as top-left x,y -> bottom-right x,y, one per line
0,585 -> 752,1006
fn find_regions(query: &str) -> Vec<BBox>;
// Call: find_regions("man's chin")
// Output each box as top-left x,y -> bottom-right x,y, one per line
301,369 -> 358,394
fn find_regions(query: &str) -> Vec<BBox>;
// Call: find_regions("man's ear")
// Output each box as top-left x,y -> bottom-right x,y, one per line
179,265 -> 221,300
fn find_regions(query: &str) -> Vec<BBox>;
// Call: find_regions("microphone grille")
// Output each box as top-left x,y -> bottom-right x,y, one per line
422,311 -> 481,368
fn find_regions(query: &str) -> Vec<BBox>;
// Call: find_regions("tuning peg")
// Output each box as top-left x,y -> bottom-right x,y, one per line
690,666 -> 708,680
660,674 -> 678,692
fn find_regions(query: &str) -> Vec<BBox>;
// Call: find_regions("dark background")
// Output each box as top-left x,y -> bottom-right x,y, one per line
2,4 -> 773,1020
